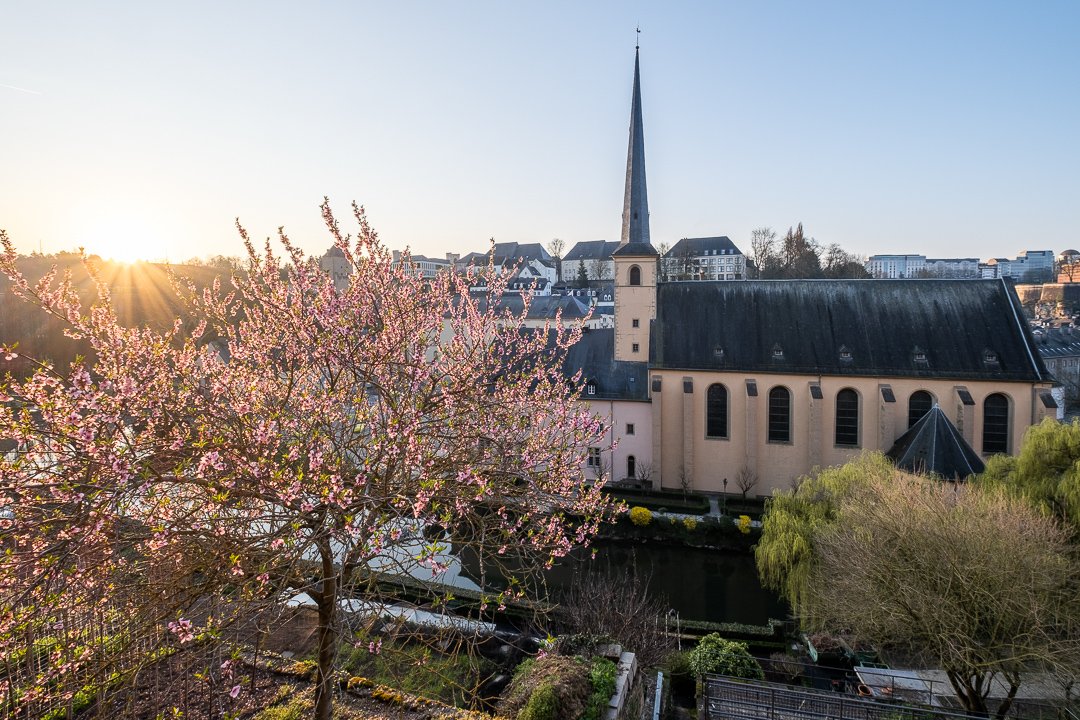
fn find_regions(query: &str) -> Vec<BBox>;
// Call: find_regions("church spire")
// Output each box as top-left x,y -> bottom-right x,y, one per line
620,37 -> 651,246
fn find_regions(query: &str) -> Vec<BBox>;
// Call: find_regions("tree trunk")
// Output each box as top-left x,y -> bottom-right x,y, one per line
946,669 -> 990,718
313,540 -> 338,720
994,677 -> 1021,720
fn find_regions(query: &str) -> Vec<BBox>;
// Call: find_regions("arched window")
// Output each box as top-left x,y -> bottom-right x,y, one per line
768,387 -> 791,443
835,388 -> 859,447
627,455 -> 636,480
983,393 -> 1010,454
908,390 -> 933,428
629,265 -> 641,286
706,383 -> 728,439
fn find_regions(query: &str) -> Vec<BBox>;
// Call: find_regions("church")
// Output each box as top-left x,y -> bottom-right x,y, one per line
567,46 -> 1057,495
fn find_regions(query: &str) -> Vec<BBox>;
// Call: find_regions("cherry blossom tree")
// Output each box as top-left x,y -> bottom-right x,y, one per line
0,201 -> 614,719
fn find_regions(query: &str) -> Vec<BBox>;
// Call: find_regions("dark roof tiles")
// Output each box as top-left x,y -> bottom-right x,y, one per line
564,240 -> 620,262
563,329 -> 649,401
886,405 -> 985,479
668,236 -> 743,256
650,279 -> 1048,381
612,242 -> 659,257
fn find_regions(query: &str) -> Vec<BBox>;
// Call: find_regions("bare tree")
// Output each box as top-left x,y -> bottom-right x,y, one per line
678,465 -> 692,495
821,243 -> 870,279
656,241 -> 673,282
1058,252 -> 1080,283
750,227 -> 777,279
734,466 -> 758,498
546,237 -> 565,260
588,257 -> 610,281
635,460 -> 655,489
556,558 -> 675,668
592,455 -> 613,486
547,238 -> 566,281
778,223 -> 821,278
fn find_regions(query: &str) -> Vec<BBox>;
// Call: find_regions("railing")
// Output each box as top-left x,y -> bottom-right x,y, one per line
702,675 -> 1076,720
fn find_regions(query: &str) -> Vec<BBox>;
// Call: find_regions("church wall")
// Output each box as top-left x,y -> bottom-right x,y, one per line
651,369 -> 1051,496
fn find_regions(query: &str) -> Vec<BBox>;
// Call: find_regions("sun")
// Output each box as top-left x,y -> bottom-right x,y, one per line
74,219 -> 164,264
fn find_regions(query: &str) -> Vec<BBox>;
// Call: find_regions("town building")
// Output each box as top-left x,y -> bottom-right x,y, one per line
561,240 -> 620,284
923,258 -> 980,278
567,46 -> 1058,496
980,250 -> 1054,282
866,254 -> 926,279
319,246 -> 352,291
390,251 -> 453,279
663,236 -> 745,281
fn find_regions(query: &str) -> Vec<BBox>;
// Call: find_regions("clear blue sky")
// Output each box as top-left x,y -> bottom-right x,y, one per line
2,1 -> 1077,263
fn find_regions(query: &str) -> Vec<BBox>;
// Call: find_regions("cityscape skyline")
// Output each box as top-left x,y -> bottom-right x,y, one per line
2,2 -> 1077,264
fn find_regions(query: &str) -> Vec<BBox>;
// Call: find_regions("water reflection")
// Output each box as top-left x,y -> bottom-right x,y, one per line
543,541 -> 788,626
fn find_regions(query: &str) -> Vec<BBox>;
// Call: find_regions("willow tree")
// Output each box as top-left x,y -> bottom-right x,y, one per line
978,418 -> 1080,532
0,202 -> 614,719
754,452 -> 896,614
803,472 -> 1080,718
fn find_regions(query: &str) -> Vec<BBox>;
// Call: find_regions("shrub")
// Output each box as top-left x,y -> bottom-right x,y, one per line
555,633 -> 611,658
583,657 -> 618,720
687,634 -> 763,680
737,515 -> 752,534
499,655 -> 592,720
682,517 -> 698,531
629,506 -> 652,526
519,683 -> 559,720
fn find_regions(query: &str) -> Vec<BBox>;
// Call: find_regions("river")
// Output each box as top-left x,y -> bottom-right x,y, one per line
543,540 -> 789,626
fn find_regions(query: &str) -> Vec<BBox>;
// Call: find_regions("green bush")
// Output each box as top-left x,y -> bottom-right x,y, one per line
519,683 -> 559,720
687,634 -> 763,680
499,655 -> 592,720
665,650 -> 692,676
583,657 -> 618,720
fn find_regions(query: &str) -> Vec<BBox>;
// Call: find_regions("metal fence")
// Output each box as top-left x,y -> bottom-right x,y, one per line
704,675 -> 1000,720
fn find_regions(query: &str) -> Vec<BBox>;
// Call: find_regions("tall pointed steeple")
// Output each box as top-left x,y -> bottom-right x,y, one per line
620,41 -> 651,246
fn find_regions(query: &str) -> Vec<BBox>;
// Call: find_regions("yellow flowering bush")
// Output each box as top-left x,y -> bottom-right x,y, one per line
629,506 -> 653,526
737,515 -> 752,534
682,517 -> 698,531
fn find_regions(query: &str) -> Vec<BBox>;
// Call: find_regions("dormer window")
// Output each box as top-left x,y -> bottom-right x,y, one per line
586,381 -> 597,396
772,344 -> 784,360
714,345 -> 725,360
839,345 -> 853,363
983,349 -> 999,366
912,347 -> 929,367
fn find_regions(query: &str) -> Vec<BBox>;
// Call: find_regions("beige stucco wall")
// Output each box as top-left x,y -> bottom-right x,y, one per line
649,370 -> 1055,496
613,257 -> 656,362
580,398 -> 654,483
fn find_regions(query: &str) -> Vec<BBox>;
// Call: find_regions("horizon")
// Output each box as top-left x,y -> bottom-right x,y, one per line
2,2 -> 1077,265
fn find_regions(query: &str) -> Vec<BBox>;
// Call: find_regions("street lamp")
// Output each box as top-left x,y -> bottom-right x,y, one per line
722,477 -> 728,514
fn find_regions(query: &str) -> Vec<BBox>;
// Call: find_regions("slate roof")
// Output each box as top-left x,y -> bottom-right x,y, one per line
564,240 -> 620,263
650,279 -> 1050,381
612,242 -> 659,257
668,236 -> 743,256
471,294 -> 591,322
457,242 -> 552,268
886,405 -> 985,479
563,329 -> 649,401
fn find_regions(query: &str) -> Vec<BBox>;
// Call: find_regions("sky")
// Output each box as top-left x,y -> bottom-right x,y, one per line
2,1 -> 1078,264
